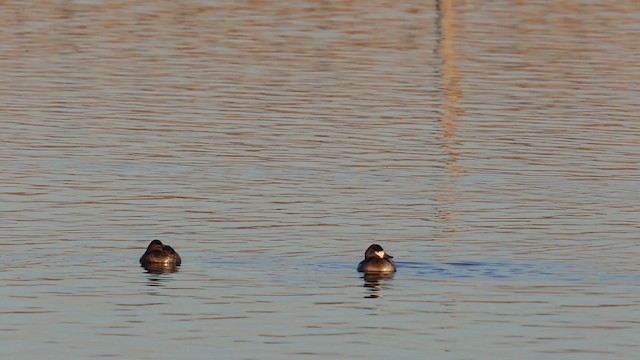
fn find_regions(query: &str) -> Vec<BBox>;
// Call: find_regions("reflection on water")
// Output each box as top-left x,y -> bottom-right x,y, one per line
145,272 -> 178,288
2,0 -> 640,359
362,273 -> 395,299
435,0 -> 464,230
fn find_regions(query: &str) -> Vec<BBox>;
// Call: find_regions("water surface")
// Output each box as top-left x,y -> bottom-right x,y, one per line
1,0 -> 639,359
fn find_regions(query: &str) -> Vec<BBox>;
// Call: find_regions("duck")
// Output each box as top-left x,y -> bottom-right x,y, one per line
139,239 -> 182,267
357,244 -> 396,273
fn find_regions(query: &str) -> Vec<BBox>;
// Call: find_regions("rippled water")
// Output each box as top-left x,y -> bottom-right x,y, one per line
2,0 -> 639,359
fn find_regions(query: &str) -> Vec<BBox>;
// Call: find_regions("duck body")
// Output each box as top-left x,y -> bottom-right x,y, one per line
140,239 -> 182,267
357,244 -> 396,273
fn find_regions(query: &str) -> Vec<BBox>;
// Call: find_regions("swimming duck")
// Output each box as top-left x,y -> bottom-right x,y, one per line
140,239 -> 182,267
357,244 -> 396,273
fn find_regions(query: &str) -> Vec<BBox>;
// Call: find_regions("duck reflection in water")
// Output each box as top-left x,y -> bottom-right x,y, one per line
362,272 -> 395,298
144,271 -> 179,287
140,239 -> 181,274
358,244 -> 396,298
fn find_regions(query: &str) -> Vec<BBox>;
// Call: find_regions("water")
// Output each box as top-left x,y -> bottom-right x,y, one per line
2,0 -> 639,359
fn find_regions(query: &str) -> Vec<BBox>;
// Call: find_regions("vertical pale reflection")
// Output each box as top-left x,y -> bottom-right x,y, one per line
436,0 -> 463,228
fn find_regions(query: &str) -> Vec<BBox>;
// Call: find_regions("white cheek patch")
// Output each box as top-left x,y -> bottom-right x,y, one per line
374,250 -> 385,258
